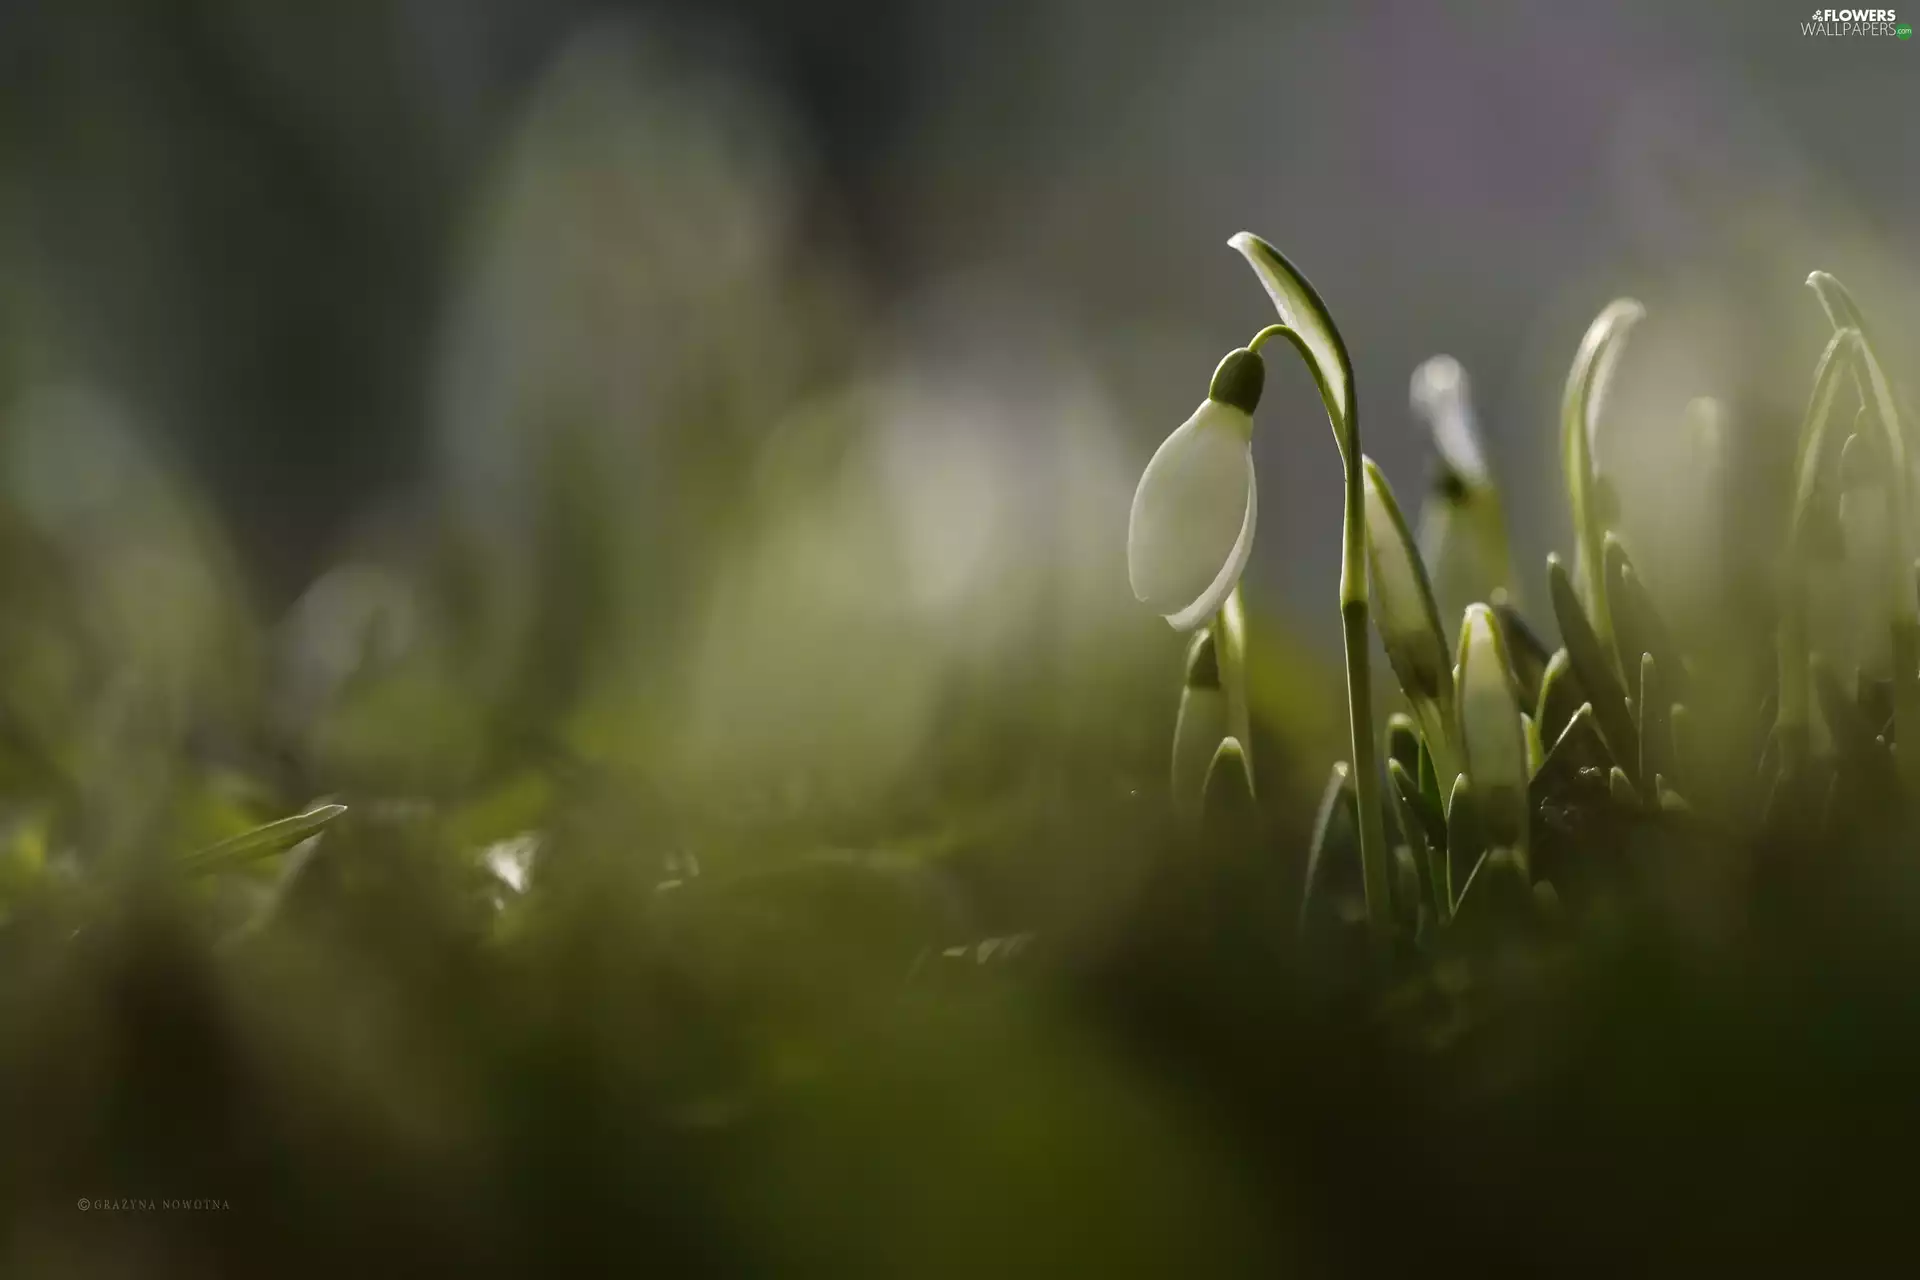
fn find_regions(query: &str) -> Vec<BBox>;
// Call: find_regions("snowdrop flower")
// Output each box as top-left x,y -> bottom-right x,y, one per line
1127,348 -> 1263,631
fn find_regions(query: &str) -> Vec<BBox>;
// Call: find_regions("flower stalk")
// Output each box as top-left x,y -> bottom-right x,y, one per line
1230,232 -> 1391,935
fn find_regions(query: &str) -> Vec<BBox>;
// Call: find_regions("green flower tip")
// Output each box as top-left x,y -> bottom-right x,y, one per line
1207,347 -> 1265,415
1202,736 -> 1257,815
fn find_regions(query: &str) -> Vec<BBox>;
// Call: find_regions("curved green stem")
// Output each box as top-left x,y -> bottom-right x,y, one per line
1246,324 -> 1290,355
1256,324 -> 1389,929
1227,233 -> 1388,936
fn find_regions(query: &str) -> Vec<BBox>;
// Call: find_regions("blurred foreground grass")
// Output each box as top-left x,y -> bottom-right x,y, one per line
3,19 -> 1920,1278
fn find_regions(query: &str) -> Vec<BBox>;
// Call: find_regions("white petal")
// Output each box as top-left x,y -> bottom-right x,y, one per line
1163,466 -> 1255,631
1128,401 -> 1255,626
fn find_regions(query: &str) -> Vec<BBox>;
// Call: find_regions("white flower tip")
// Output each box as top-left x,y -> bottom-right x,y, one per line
1411,355 -> 1487,483
1411,355 -> 1465,407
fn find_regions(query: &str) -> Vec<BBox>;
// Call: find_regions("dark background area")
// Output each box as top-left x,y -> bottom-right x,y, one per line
0,0 -> 1914,630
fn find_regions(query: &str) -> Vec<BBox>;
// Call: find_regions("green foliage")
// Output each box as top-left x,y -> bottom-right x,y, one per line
7,217 -> 1920,1270
1286,269 -> 1920,976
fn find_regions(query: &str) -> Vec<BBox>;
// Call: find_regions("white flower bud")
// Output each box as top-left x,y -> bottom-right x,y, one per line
1127,350 -> 1262,631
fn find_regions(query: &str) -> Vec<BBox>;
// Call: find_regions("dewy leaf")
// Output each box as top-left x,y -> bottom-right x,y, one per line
179,803 -> 348,876
1228,232 -> 1354,439
1548,554 -> 1638,782
1561,298 -> 1645,647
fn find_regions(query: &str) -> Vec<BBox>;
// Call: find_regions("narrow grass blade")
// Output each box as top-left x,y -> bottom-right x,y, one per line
179,803 -> 348,877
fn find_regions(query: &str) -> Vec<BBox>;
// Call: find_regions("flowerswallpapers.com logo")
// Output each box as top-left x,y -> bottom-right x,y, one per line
1801,7 -> 1912,35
